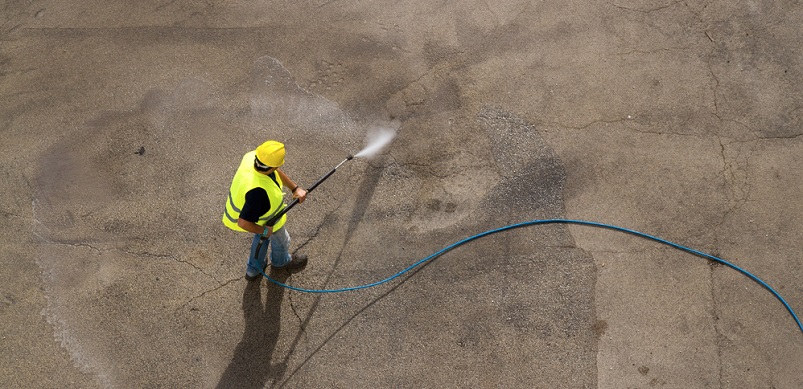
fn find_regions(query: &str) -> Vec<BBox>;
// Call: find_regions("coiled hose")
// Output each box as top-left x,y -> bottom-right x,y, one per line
259,218 -> 803,336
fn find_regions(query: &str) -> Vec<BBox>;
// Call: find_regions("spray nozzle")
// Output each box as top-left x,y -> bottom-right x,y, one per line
346,155 -> 354,160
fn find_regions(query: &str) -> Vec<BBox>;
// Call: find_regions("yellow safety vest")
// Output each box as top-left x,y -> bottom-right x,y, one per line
222,151 -> 287,232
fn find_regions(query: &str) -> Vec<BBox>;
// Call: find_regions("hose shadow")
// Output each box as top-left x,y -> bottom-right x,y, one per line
271,163 -> 385,387
276,261 -> 433,388
216,270 -> 290,389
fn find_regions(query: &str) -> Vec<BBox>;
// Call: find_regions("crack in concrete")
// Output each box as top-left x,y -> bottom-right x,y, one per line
481,0 -> 501,29
547,116 -> 720,138
385,152 -> 484,179
293,207 -> 341,254
35,220 -> 233,314
717,137 -> 755,213
286,216 -> 344,329
68,241 -> 111,254
684,1 -> 708,25
126,249 -> 219,281
285,202 -> 351,331
397,62 -> 457,97
552,118 -> 630,130
276,273 -> 414,389
286,292 -> 305,330
1,5 -> 24,36
708,264 -> 725,389
704,43 -> 783,141
30,194 -> 218,282
549,117 -> 705,137
582,247 -> 666,255
547,27 -> 781,382
609,0 -> 684,14
759,132 -> 803,140
616,46 -> 692,56
707,60 -> 721,120
34,235 -> 219,281
2,210 -> 25,220
176,276 -> 241,312
316,0 -> 341,8
153,0 -> 179,12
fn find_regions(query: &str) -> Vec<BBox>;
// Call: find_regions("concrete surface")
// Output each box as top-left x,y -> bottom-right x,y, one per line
2,0 -> 801,388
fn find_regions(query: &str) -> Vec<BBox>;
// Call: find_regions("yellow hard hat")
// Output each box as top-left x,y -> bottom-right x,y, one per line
255,140 -> 285,167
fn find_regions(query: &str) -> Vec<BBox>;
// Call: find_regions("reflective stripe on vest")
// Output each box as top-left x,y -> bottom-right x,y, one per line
222,151 -> 287,232
223,191 -> 285,224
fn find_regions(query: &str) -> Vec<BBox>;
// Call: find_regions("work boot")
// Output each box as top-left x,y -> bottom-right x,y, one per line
272,253 -> 308,271
245,263 -> 268,281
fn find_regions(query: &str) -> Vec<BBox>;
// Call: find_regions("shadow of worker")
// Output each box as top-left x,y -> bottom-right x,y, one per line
216,270 -> 289,389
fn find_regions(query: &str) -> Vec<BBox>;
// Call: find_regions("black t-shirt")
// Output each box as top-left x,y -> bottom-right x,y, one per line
239,172 -> 281,226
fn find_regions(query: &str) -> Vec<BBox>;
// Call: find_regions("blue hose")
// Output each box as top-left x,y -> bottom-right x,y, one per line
259,218 -> 803,336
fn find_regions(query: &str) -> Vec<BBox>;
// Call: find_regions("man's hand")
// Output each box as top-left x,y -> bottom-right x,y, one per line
292,187 -> 308,203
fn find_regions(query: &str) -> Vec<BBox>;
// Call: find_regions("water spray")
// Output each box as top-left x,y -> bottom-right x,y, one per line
264,124 -> 397,230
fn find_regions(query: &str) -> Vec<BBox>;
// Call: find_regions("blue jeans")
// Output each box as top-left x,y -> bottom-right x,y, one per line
246,227 -> 292,277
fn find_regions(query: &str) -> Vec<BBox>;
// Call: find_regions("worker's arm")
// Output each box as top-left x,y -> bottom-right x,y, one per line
276,168 -> 307,203
238,218 -> 271,237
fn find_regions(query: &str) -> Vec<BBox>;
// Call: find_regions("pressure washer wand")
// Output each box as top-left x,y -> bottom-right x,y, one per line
265,155 -> 354,227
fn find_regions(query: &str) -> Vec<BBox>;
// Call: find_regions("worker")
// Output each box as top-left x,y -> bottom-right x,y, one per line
223,140 -> 308,281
